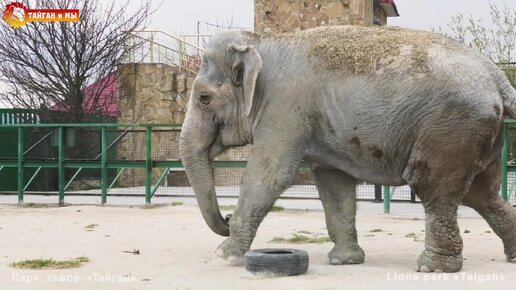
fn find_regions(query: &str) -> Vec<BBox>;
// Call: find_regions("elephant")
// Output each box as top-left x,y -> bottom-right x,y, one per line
179,25 -> 516,273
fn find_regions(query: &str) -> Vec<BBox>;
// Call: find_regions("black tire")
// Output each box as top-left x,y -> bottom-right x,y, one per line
244,248 -> 309,276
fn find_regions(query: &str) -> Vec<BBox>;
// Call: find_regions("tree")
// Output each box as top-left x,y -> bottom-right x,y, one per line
435,1 -> 516,64
0,0 -> 152,122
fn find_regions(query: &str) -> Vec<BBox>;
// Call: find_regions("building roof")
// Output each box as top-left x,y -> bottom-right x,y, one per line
380,0 -> 400,17
50,73 -> 118,117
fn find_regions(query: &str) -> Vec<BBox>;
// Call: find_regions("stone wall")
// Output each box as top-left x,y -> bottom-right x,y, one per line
117,63 -> 192,125
254,0 -> 374,34
117,64 -> 193,186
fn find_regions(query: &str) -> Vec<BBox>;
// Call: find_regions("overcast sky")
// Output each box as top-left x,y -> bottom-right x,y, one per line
148,0 -> 516,34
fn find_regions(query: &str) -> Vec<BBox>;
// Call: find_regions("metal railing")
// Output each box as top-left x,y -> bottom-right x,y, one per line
501,119 -> 516,202
0,108 -> 40,124
0,124 -> 186,204
1,122 -> 515,210
124,30 -> 212,74
500,62 -> 516,87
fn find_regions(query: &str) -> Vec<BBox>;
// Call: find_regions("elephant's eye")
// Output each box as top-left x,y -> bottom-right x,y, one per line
199,94 -> 212,105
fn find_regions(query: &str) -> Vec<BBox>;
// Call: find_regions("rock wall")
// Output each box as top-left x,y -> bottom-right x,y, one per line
117,63 -> 191,125
254,0 -> 374,34
117,64 -> 192,186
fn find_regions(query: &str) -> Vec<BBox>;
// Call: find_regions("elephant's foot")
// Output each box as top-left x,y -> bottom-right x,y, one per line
504,235 -> 516,262
417,249 -> 462,273
328,245 -> 365,265
215,238 -> 247,266
505,248 -> 516,262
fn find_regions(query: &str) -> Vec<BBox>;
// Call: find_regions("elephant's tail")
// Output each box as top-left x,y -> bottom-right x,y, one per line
498,70 -> 516,118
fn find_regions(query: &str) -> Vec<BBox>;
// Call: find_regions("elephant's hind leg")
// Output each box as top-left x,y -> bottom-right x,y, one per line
403,138 -> 483,272
313,168 -> 365,265
462,157 -> 516,262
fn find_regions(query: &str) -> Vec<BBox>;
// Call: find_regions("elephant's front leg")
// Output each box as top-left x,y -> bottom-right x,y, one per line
313,168 -> 365,264
215,152 -> 301,264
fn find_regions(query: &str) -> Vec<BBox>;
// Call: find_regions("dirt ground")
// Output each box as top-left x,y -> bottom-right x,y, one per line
0,201 -> 514,290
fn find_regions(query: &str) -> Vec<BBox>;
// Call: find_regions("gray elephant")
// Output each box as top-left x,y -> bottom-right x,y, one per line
179,25 -> 516,273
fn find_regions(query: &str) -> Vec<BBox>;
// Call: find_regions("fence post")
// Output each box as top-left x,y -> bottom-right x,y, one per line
145,126 -> 152,204
383,186 -> 391,213
374,184 -> 382,202
502,121 -> 509,201
58,126 -> 65,205
101,126 -> 108,204
150,32 -> 154,63
17,127 -> 24,203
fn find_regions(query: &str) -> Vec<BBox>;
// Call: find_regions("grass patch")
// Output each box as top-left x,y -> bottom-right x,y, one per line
10,257 -> 89,270
297,230 -> 313,235
365,234 -> 375,237
405,232 -> 417,238
142,204 -> 164,209
464,229 -> 471,234
85,224 -> 99,231
219,205 -> 236,211
369,228 -> 383,233
25,203 -> 49,208
270,206 -> 285,212
270,233 -> 331,244
171,201 -> 183,206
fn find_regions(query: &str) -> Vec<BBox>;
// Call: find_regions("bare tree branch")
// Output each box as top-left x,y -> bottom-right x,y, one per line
0,0 -> 153,122
435,0 -> 516,64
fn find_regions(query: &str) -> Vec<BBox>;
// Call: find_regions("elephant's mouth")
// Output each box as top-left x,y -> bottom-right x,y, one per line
208,123 -> 227,161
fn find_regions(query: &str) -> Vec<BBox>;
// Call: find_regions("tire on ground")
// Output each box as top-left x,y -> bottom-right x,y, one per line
244,248 -> 309,276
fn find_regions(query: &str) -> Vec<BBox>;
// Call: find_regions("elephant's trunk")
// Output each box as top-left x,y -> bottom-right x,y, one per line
179,107 -> 229,236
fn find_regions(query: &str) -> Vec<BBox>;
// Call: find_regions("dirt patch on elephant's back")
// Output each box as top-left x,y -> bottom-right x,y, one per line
283,26 -> 454,74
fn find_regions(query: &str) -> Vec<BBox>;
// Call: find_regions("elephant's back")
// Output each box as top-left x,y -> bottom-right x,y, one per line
268,25 -> 463,75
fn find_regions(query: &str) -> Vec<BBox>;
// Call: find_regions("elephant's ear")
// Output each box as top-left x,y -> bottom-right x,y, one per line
227,44 -> 262,117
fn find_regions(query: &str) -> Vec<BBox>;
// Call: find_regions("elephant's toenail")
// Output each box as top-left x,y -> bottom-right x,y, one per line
228,256 -> 243,266
215,248 -> 224,258
347,259 -> 355,264
419,266 -> 430,273
330,258 -> 340,264
434,269 -> 443,273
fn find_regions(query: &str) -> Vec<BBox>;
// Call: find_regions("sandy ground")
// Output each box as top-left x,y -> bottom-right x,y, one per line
0,200 -> 515,290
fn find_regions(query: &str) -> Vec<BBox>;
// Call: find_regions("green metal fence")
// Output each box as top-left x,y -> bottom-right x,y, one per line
0,108 -> 40,124
0,124 -> 185,204
501,119 -> 516,202
0,122 -> 515,209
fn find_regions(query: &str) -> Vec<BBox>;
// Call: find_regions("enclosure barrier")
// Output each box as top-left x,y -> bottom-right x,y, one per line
0,122 -> 515,210
501,119 -> 516,202
0,124 -> 187,204
124,30 -> 211,74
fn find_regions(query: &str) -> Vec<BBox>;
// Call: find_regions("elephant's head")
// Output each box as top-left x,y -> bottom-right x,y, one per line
179,33 -> 263,236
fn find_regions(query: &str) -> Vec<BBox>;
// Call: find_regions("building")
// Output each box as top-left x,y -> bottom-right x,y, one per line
254,0 -> 399,34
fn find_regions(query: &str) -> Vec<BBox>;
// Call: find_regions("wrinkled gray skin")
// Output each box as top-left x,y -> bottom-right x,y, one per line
179,26 -> 516,272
